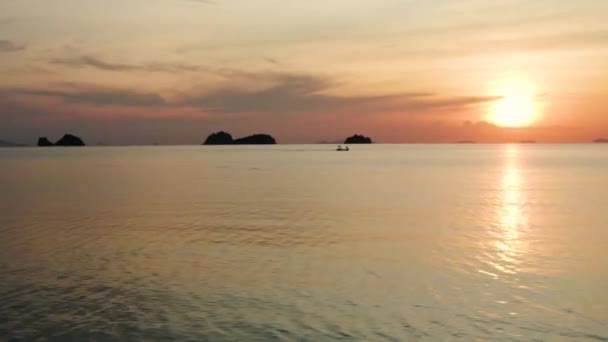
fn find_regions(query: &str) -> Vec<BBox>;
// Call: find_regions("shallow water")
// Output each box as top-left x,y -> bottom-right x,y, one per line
1,144 -> 607,340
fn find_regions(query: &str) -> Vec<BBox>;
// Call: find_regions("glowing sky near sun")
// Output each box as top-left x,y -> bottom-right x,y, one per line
1,0 -> 607,144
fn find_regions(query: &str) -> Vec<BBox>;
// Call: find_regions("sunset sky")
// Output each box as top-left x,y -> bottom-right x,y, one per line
1,0 -> 607,144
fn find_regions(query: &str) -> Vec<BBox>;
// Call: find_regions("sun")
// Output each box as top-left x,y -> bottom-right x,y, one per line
489,83 -> 539,127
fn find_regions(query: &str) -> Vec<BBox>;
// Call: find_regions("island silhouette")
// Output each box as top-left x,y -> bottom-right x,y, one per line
203,131 -> 276,145
37,134 -> 86,147
0,139 -> 21,147
344,134 -> 373,144
593,138 -> 608,143
37,137 -> 54,146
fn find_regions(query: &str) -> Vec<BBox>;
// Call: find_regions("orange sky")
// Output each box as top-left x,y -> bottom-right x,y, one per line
1,0 -> 607,144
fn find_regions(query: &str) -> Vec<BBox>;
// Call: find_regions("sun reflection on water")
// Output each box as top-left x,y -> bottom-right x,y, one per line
485,145 -> 529,279
499,146 -> 527,242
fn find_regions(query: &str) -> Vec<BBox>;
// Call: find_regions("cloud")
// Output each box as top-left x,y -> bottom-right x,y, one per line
265,57 -> 281,66
373,26 -> 608,59
50,55 -> 206,73
0,72 -> 499,121
0,80 -> 587,145
495,29 -> 608,51
0,40 -> 25,52
184,0 -> 216,3
2,87 -> 165,107
51,56 -> 136,71
182,72 -> 498,115
0,96 -> 210,145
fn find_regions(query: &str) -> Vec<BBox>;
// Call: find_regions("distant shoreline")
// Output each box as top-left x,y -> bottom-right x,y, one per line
2,142 -> 607,148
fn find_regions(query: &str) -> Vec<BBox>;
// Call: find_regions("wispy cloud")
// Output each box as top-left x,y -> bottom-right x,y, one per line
2,87 -> 165,107
183,72 -> 498,115
51,56 -> 136,71
0,40 -> 25,52
50,55 -> 206,73
184,0 -> 216,4
1,71 -> 499,116
265,57 -> 281,66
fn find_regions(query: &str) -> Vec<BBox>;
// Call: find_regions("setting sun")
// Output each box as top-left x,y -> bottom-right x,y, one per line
491,95 -> 536,127
489,83 -> 539,127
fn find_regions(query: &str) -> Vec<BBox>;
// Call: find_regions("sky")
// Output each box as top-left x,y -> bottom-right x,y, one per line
1,0 -> 607,144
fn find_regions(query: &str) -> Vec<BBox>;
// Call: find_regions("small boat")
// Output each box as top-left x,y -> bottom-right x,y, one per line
336,145 -> 350,151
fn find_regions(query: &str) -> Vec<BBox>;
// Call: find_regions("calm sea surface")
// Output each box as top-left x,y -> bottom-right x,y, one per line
1,144 -> 607,341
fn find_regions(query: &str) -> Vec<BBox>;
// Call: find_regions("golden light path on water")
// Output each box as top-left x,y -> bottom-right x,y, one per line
481,145 -> 529,283
499,145 -> 528,258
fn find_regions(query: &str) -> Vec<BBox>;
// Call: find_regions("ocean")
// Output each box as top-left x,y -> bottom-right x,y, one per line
1,144 -> 607,340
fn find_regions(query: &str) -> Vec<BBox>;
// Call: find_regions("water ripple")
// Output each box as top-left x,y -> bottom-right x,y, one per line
1,145 -> 608,340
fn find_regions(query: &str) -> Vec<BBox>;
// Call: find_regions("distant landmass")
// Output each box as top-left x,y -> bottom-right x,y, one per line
203,131 -> 276,145
593,138 -> 608,143
38,137 -> 54,146
456,140 -> 476,144
204,131 -> 234,145
344,134 -> 373,144
38,134 -> 86,147
234,134 -> 276,145
519,140 -> 537,143
0,139 -> 17,147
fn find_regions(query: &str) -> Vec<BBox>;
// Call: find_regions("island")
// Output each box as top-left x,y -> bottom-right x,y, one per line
37,134 -> 86,147
203,131 -> 277,145
234,134 -> 276,145
37,137 -> 54,146
344,134 -> 373,144
56,134 -> 85,146
0,139 -> 19,147
593,138 -> 608,143
204,131 -> 234,145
